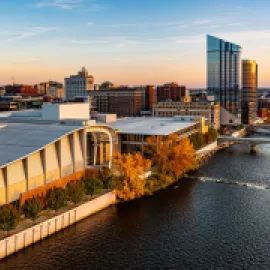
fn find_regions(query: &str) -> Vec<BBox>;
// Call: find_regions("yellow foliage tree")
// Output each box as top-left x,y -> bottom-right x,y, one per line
145,134 -> 196,181
112,152 -> 151,201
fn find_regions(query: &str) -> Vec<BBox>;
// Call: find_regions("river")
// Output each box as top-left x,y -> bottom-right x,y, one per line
1,140 -> 270,269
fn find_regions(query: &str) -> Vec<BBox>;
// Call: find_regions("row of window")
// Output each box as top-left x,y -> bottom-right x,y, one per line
66,81 -> 93,85
154,106 -> 212,109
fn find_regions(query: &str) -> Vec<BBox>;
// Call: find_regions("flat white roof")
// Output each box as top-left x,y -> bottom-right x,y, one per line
110,117 -> 197,136
0,123 -> 84,169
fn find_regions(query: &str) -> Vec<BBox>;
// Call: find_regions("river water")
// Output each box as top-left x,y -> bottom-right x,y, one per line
1,141 -> 270,269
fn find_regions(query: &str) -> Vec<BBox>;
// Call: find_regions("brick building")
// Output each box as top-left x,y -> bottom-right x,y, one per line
89,88 -> 143,117
89,86 -> 155,117
5,84 -> 38,97
156,82 -> 189,102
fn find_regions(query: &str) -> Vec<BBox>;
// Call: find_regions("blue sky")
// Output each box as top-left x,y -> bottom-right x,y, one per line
0,0 -> 270,87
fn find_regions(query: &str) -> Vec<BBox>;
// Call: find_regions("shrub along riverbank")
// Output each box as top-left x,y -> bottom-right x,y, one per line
189,128 -> 218,150
0,168 -> 114,235
0,130 -> 217,234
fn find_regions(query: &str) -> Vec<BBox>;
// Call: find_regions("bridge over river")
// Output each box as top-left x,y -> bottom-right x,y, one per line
252,124 -> 270,129
218,136 -> 270,153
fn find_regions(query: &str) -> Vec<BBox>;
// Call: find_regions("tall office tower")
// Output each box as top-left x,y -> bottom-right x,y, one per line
65,67 -> 94,101
207,35 -> 242,123
241,60 -> 258,124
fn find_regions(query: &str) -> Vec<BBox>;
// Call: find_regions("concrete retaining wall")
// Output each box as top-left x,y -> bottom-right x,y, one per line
231,128 -> 246,138
196,141 -> 218,155
0,191 -> 116,260
196,142 -> 218,168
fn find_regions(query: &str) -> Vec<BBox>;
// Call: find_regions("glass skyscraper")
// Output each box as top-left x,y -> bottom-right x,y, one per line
241,60 -> 258,124
207,35 -> 242,116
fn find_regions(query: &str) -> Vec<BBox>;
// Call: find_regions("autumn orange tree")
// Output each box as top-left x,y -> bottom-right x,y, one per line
112,152 -> 151,201
145,134 -> 196,181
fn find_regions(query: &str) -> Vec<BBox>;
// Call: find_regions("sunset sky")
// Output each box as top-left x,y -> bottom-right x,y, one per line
0,0 -> 270,87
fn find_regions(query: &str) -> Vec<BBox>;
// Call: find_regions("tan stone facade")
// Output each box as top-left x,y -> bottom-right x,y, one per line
152,102 -> 220,130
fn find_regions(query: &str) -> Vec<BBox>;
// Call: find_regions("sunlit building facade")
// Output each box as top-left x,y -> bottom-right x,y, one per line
0,103 -> 116,205
156,83 -> 189,102
207,35 -> 242,120
65,67 -> 95,101
241,60 -> 258,124
152,101 -> 220,130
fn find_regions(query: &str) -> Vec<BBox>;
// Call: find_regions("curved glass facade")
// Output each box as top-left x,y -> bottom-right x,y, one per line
207,35 -> 241,115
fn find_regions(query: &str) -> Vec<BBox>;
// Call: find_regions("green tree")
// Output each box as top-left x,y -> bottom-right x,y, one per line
84,177 -> 103,196
98,167 -> 113,188
23,197 -> 44,220
0,204 -> 20,231
204,128 -> 218,144
189,133 -> 205,150
66,181 -> 85,203
46,187 -> 68,210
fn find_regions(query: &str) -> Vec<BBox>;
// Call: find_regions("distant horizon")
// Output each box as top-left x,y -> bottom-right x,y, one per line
1,80 -> 270,90
1,0 -> 270,87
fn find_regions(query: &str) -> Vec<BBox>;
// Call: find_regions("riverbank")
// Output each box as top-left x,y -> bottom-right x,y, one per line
141,141 -> 220,197
196,141 -> 218,168
0,140 -> 220,260
2,144 -> 269,269
0,191 -> 116,260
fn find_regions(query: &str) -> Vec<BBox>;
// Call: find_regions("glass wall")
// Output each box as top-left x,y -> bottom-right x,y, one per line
87,132 -> 111,167
207,35 -> 241,115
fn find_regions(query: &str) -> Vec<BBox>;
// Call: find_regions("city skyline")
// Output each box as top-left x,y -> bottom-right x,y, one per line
1,0 -> 270,87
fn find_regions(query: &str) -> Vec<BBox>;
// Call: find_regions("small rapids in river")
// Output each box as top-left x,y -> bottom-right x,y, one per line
190,176 -> 270,190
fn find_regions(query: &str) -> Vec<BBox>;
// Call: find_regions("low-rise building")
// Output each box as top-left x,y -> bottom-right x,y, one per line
47,82 -> 65,99
0,87 -> 6,97
35,81 -> 64,99
152,101 -> 220,130
0,96 -> 43,111
0,103 -> 207,205
5,84 -> 38,97
34,82 -> 50,95
258,108 -> 268,119
257,97 -> 270,111
109,116 -> 207,154
0,103 -> 117,205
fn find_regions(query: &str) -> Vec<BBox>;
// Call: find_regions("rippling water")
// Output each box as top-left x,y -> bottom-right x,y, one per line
1,140 -> 270,269
198,141 -> 270,186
